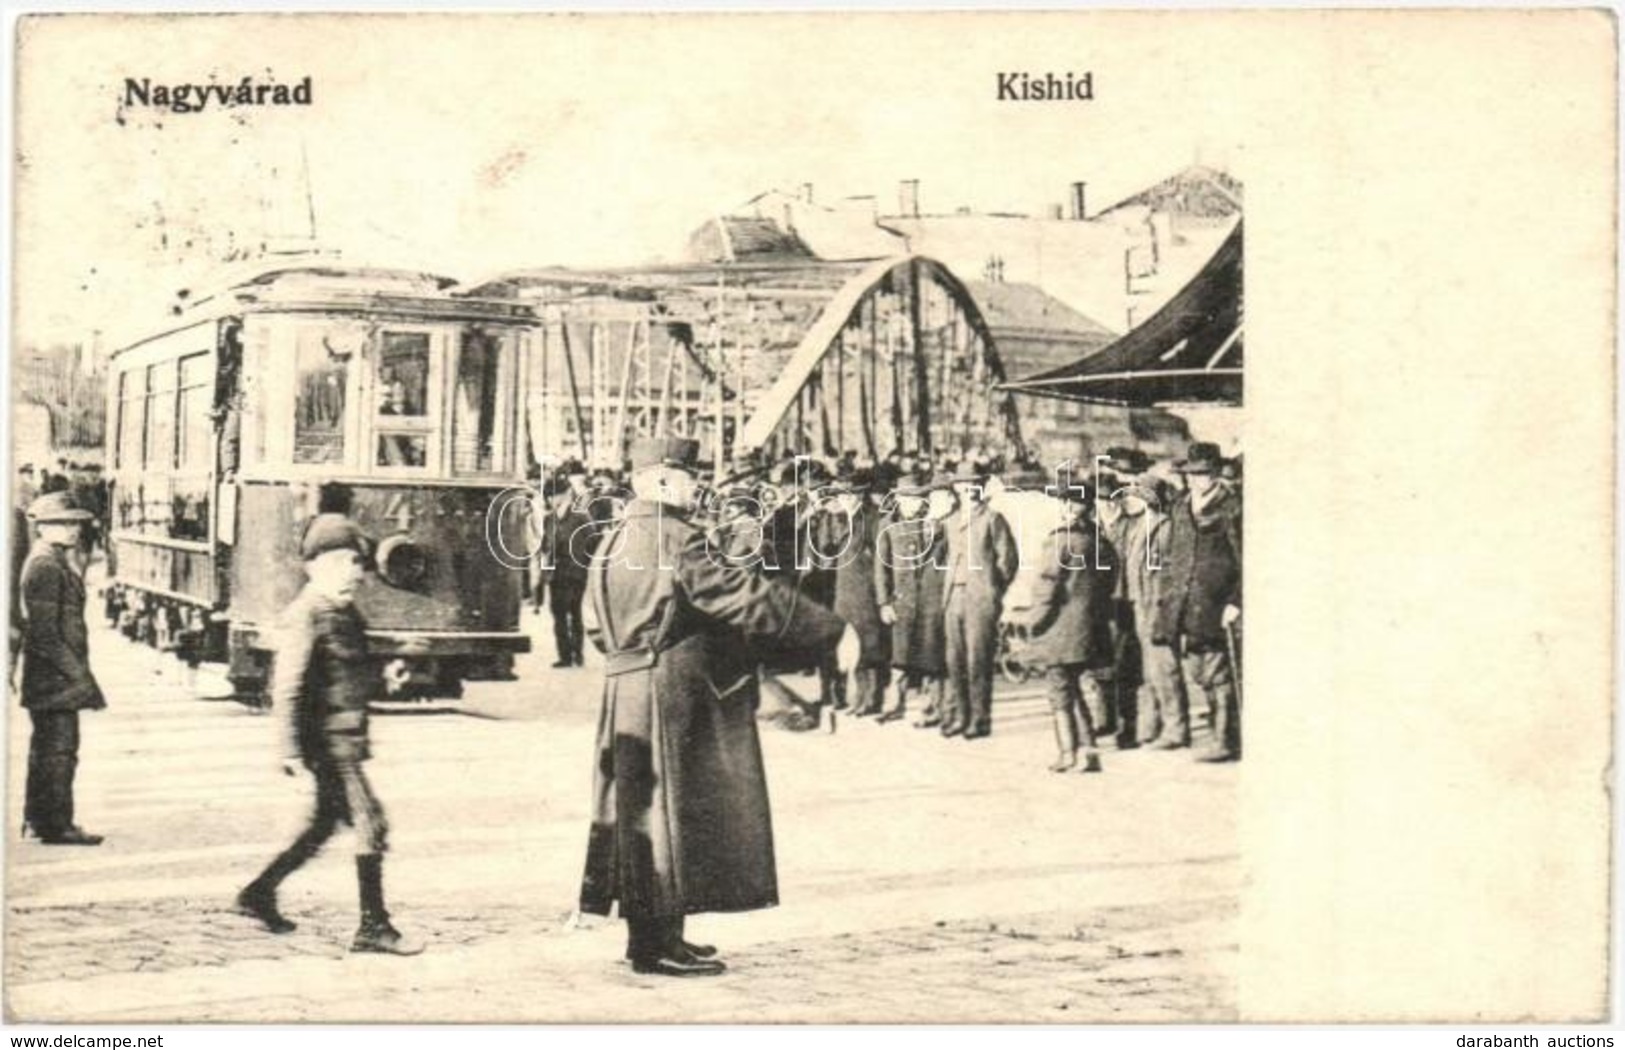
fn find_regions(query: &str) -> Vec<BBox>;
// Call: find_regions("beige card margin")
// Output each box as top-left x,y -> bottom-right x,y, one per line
12,9 -> 1618,1023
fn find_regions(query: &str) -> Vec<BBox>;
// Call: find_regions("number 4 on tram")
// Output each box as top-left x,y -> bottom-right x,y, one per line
103,266 -> 537,702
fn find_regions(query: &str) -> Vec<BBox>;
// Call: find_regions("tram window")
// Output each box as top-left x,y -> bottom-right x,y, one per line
177,353 -> 212,471
115,370 -> 146,470
377,333 -> 431,417
452,332 -> 502,474
293,329 -> 349,465
144,362 -> 178,470
371,331 -> 437,471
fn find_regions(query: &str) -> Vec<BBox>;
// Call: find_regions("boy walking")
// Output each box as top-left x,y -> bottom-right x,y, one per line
236,514 -> 422,955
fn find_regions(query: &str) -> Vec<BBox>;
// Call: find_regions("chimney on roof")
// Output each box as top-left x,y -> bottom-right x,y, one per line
1069,182 -> 1088,221
899,179 -> 920,218
1046,203 -> 1064,221
801,182 -> 814,204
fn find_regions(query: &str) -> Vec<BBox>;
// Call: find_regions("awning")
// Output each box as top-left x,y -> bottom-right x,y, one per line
999,221 -> 1242,407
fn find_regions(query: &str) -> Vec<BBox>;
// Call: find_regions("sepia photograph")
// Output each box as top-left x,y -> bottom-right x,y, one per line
5,9 -> 1613,1030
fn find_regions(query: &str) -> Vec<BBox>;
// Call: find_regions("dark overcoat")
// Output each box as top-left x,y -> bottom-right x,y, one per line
1152,486 -> 1242,650
19,542 -> 105,713
815,502 -> 889,669
875,515 -> 948,675
580,499 -> 846,920
1018,520 -> 1117,671
542,508 -> 596,586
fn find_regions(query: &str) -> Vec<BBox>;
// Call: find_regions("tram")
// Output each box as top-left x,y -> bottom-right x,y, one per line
102,266 -> 535,701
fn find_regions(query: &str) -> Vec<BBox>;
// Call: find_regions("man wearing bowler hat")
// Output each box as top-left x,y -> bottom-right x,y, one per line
874,472 -> 950,726
580,436 -> 857,977
816,468 -> 891,718
1153,442 -> 1242,762
17,491 -> 105,845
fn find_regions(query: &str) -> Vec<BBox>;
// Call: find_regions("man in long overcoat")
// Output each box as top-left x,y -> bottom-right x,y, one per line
941,469 -> 1019,739
1152,442 -> 1242,762
1015,482 -> 1117,773
18,492 -> 105,845
1107,471 -> 1189,749
874,477 -> 949,726
816,470 -> 890,717
580,437 -> 856,977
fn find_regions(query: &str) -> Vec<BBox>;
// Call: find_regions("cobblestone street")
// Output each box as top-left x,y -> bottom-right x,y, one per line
6,609 -> 1238,1023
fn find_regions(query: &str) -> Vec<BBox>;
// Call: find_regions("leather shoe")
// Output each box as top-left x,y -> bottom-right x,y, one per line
1146,737 -> 1188,750
624,941 -> 718,964
913,715 -> 941,729
351,921 -> 425,955
875,710 -> 905,724
939,723 -> 964,738
551,659 -> 574,669
962,726 -> 991,740
236,888 -> 297,934
39,826 -> 102,846
1195,749 -> 1237,764
630,953 -> 726,977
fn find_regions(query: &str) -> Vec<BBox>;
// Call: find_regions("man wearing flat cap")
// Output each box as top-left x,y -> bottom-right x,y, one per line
17,492 -> 105,845
1015,479 -> 1117,774
236,513 -> 423,954
580,436 -> 858,977
1153,442 -> 1242,762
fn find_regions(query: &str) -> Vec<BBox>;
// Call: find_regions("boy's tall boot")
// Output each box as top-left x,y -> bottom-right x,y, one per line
351,854 -> 424,955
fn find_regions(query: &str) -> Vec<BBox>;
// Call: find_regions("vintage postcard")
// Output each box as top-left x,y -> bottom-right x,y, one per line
6,10 -> 1614,1025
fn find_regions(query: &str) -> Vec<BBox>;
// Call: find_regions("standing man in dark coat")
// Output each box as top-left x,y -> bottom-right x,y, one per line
1152,443 -> 1243,762
1109,472 -> 1190,750
874,476 -> 949,726
236,514 -> 423,954
764,458 -> 844,718
817,470 -> 890,717
580,437 -> 856,977
1015,482 -> 1117,773
941,468 -> 1019,739
541,481 -> 594,667
17,492 -> 105,845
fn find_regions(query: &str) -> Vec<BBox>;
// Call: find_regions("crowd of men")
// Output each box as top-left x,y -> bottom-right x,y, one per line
543,435 -> 1242,977
526,439 -> 1244,772
7,437 -> 1240,978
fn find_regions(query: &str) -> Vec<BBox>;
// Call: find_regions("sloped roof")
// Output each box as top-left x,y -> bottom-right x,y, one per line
688,216 -> 814,263
966,280 -> 1119,340
963,280 -> 1119,380
1097,165 -> 1243,220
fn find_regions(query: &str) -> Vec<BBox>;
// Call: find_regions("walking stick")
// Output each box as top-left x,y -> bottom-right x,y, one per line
1225,620 -> 1242,710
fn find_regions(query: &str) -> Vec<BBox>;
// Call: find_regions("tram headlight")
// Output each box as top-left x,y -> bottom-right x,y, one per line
376,534 -> 430,589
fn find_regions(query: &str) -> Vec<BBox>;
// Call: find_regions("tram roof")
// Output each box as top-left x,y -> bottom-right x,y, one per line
110,263 -> 533,360
464,258 -> 876,301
